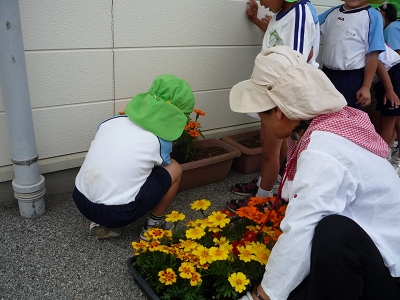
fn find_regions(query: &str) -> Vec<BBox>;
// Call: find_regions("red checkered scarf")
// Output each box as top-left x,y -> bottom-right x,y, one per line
286,106 -> 389,181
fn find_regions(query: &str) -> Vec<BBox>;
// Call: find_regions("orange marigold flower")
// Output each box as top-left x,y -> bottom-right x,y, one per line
251,211 -> 268,224
247,196 -> 266,206
236,206 -> 258,220
188,130 -> 201,138
185,121 -> 200,130
193,109 -> 206,116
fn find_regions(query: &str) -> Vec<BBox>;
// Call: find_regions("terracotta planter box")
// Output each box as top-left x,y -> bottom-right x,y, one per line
222,130 -> 262,175
178,138 -> 241,192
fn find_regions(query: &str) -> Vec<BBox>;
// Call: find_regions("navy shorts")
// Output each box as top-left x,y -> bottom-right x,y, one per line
323,67 -> 364,109
73,166 -> 172,228
375,63 -> 400,116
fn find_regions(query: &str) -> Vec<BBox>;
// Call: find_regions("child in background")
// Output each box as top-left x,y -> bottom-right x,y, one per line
319,0 -> 386,108
380,2 -> 400,164
373,44 -> 400,151
381,2 -> 400,55
73,74 -> 195,240
227,0 -> 320,213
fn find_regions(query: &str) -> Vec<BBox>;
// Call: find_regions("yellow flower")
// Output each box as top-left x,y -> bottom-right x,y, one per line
158,245 -> 171,254
158,268 -> 177,285
237,245 -> 256,262
199,218 -> 213,229
165,210 -> 185,222
147,240 -> 161,252
145,227 -> 164,240
163,229 -> 173,239
190,199 -> 211,211
253,246 -> 270,265
186,226 -> 206,240
179,239 -> 198,252
186,219 -> 204,227
192,245 -> 213,265
190,271 -> 202,286
207,211 -> 230,228
209,246 -> 229,261
131,240 -> 148,255
207,226 -> 223,233
178,262 -> 196,279
213,237 -> 229,247
228,272 -> 250,293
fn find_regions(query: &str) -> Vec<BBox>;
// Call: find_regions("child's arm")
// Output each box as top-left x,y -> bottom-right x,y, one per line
376,61 -> 400,107
355,52 -> 379,107
246,0 -> 271,32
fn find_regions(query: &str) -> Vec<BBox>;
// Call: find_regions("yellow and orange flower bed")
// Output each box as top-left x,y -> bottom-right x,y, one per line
131,197 -> 286,300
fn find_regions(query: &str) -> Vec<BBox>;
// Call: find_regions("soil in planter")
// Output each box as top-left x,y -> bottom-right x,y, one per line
171,146 -> 228,164
238,133 -> 261,149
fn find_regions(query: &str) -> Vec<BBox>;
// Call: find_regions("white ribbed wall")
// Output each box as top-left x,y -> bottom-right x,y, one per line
0,0 -> 341,181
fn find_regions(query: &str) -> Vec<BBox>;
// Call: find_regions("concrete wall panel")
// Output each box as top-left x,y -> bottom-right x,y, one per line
114,1 -> 265,48
25,50 -> 114,108
32,102 -> 113,160
20,0 -> 112,50
114,47 -> 260,99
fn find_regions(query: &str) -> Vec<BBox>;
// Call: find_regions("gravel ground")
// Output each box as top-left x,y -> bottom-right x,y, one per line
0,170 -> 257,300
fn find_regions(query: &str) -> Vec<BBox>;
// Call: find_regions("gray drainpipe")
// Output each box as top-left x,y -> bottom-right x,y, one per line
0,0 -> 46,218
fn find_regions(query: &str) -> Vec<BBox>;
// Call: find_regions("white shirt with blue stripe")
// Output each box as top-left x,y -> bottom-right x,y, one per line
262,0 -> 320,68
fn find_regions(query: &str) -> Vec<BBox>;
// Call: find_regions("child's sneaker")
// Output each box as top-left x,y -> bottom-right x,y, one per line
225,195 -> 252,213
140,218 -> 174,241
230,178 -> 258,196
89,222 -> 121,240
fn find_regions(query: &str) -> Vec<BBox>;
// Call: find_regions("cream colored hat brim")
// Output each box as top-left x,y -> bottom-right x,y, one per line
230,46 -> 347,120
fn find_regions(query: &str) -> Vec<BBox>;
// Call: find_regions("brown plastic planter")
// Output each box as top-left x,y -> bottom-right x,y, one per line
222,130 -> 262,175
178,139 -> 241,192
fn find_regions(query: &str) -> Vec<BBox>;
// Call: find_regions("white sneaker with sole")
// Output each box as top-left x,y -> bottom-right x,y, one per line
89,222 -> 121,240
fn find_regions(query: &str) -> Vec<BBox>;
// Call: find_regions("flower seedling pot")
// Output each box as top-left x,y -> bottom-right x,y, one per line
127,257 -> 161,300
178,139 -> 241,192
222,130 -> 262,174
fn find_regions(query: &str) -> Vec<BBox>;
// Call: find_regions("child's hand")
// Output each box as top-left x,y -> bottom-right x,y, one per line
261,14 -> 272,26
383,89 -> 400,109
355,86 -> 371,107
246,0 -> 259,22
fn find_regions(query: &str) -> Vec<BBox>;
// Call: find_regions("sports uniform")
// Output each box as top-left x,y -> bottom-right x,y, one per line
262,0 -> 320,67
319,4 -> 385,107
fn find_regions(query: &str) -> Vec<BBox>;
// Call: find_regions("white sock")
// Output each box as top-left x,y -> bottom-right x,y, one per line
256,187 -> 272,198
147,212 -> 163,226
256,176 -> 262,187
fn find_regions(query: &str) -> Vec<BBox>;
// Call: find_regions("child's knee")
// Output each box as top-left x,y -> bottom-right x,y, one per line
164,159 -> 182,182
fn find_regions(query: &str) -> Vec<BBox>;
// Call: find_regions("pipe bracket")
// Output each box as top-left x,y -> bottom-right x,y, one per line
12,154 -> 39,166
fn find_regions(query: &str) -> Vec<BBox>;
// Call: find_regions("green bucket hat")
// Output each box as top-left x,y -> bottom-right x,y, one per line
387,0 -> 400,18
125,74 -> 195,141
372,1 -> 400,19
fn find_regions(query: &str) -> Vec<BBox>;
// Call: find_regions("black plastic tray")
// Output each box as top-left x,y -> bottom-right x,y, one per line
126,257 -> 161,300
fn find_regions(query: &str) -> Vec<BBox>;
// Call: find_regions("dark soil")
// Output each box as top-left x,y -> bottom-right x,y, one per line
190,146 -> 228,161
171,146 -> 228,164
238,133 -> 261,149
